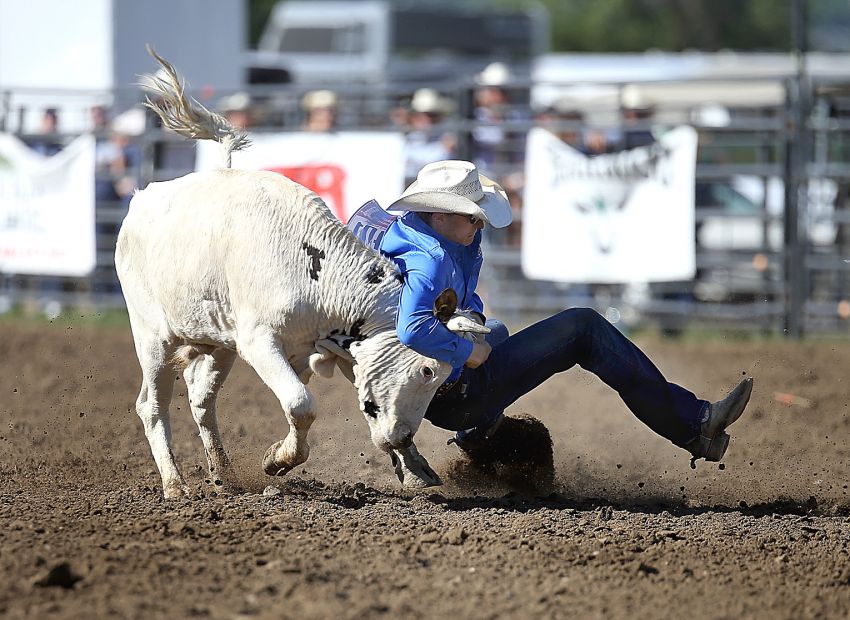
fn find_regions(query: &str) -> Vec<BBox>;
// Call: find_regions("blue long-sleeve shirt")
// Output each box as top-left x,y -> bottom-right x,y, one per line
380,212 -> 484,382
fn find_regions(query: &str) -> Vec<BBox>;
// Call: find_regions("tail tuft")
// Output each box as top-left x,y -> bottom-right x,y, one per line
139,45 -> 249,168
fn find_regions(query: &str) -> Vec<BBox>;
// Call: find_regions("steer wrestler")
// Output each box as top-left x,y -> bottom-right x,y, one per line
378,159 -> 753,463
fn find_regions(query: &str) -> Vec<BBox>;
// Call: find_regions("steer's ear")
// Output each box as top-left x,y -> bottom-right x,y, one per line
312,337 -> 357,382
433,288 -> 458,323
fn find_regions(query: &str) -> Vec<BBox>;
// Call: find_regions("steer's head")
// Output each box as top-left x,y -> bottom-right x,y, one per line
350,330 -> 452,452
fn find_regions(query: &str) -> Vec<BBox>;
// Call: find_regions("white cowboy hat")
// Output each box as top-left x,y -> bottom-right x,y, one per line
410,88 -> 455,115
219,91 -> 252,113
387,160 -> 512,228
475,62 -> 513,86
301,89 -> 338,111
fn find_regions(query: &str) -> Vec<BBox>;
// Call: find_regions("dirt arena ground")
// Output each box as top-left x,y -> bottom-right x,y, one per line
2,319 -> 850,619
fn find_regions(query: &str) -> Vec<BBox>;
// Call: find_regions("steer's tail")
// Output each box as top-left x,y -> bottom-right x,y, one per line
139,45 -> 249,169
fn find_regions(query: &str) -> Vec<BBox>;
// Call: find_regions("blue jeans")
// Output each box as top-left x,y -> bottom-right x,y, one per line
424,308 -> 708,449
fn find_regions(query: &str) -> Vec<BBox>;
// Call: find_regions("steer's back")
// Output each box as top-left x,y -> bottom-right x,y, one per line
116,168 -> 338,346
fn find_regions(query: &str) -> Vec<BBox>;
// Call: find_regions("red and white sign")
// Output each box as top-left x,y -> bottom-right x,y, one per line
196,132 -> 406,222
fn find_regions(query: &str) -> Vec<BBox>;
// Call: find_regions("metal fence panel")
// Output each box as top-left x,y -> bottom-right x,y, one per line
2,74 -> 850,336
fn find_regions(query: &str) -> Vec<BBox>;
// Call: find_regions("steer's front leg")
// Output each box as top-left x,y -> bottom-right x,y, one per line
237,327 -> 316,478
390,444 -> 443,488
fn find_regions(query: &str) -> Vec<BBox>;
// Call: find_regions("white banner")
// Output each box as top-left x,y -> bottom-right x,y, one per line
0,133 -> 96,276
196,132 -> 406,222
522,126 -> 697,283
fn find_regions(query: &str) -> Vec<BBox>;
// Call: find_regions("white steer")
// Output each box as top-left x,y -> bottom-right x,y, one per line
116,50 -> 465,498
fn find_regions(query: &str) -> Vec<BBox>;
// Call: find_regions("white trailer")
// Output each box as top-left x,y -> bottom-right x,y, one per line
247,0 -> 549,85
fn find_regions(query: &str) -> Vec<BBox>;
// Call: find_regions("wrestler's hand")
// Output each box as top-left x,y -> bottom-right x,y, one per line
465,341 -> 492,369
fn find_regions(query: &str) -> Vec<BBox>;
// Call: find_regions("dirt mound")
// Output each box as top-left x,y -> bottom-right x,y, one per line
444,414 -> 555,495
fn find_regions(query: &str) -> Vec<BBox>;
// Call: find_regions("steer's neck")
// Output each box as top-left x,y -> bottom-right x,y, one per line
321,249 -> 402,342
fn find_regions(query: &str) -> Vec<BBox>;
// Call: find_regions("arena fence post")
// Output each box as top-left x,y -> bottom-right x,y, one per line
783,0 -> 811,339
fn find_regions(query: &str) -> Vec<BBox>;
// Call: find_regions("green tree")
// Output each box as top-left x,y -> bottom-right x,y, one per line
249,0 -> 850,53
249,0 -> 279,47
539,0 -> 791,52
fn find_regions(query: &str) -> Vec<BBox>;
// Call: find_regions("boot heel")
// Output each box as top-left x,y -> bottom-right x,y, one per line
703,432 -> 729,462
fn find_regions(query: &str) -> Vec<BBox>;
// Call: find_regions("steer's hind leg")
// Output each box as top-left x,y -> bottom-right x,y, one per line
134,337 -> 185,498
183,347 -> 238,491
237,327 -> 316,477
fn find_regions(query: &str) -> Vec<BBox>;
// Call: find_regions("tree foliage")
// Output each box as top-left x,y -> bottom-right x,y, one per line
249,0 -> 850,53
538,0 -> 792,52
249,0 -> 279,47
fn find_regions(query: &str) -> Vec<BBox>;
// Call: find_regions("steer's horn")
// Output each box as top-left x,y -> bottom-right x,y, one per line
446,314 -> 491,335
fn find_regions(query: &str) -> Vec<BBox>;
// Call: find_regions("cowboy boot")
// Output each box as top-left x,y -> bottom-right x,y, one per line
687,377 -> 754,462
448,412 -> 505,456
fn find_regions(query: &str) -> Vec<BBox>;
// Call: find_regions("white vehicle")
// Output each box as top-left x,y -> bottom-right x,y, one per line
696,176 -> 838,251
246,0 -> 549,84
693,176 -> 839,303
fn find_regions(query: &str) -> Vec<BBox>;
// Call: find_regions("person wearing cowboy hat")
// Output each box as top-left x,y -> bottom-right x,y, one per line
301,89 -> 338,133
403,88 -> 457,184
379,160 -> 754,462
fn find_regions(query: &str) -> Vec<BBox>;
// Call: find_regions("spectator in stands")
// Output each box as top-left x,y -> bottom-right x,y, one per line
28,108 -> 63,156
26,107 -> 69,307
535,105 -> 587,152
91,108 -> 142,295
620,105 -> 656,150
218,92 -> 253,130
470,62 -> 528,174
534,102 -> 621,156
389,99 -> 410,132
498,170 -> 525,247
105,108 -> 143,207
402,88 -> 457,184
301,90 -> 338,133
583,126 -> 622,156
378,159 -> 754,465
619,86 -> 657,150
92,106 -> 121,203
90,105 -> 110,134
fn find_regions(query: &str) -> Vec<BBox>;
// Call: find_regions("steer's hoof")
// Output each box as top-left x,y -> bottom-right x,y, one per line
402,471 -> 442,489
262,441 -> 293,477
162,482 -> 189,500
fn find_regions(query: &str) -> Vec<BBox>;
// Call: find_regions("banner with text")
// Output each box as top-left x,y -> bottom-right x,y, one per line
347,199 -> 395,251
522,126 -> 697,283
0,133 -> 96,276
196,132 -> 406,223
